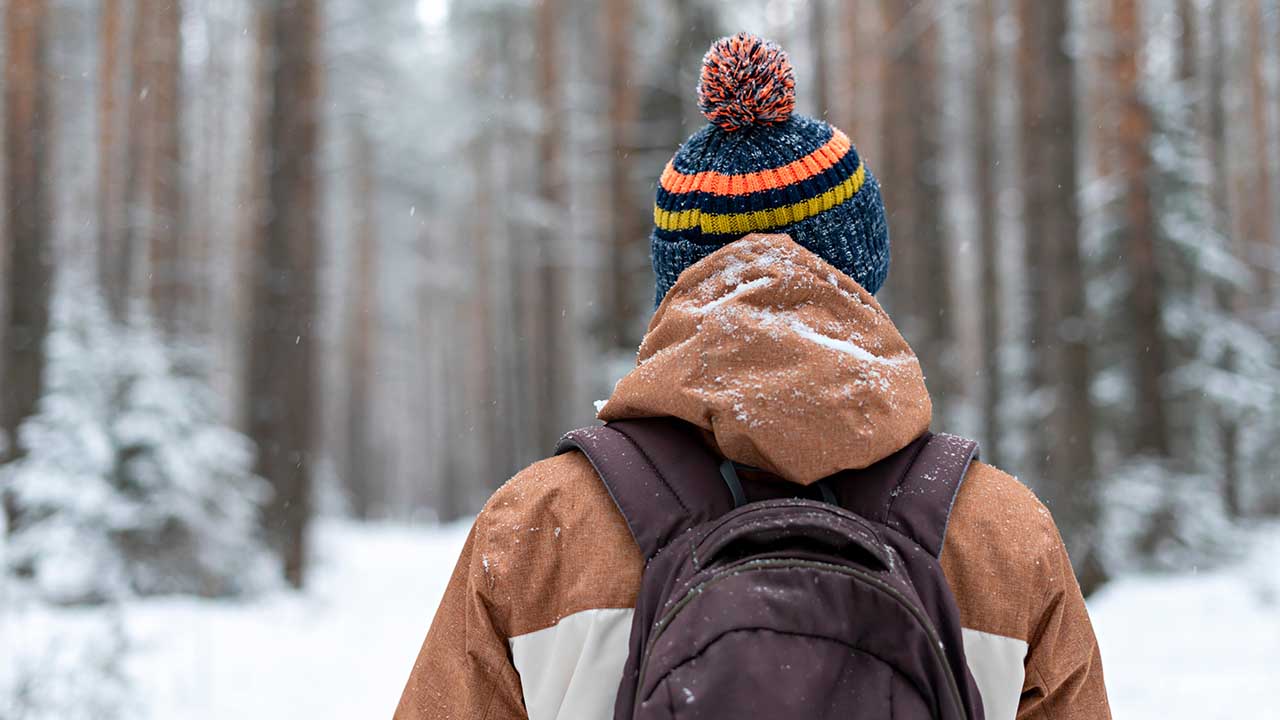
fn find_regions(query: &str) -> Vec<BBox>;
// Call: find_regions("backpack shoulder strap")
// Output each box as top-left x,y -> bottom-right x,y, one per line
885,433 -> 978,557
835,432 -> 978,558
554,418 -> 732,560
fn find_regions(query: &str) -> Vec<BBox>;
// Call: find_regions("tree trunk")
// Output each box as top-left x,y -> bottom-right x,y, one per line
119,0 -> 152,320
1114,0 -> 1171,457
531,0 -> 569,451
879,0 -> 955,427
458,13 -> 502,500
2,0 -> 52,471
1017,0 -> 1056,485
493,7 -> 536,473
145,0 -> 185,335
189,0 -> 233,338
116,0 -> 185,331
424,224 -> 467,522
1017,0 -> 1103,593
245,0 -> 321,587
879,1 -> 918,316
809,0 -> 831,119
602,0 -> 642,347
344,122 -> 378,520
839,0 -> 883,151
98,0 -> 129,319
974,0 -> 1003,466
1085,0 -> 1116,183
1206,0 -> 1241,517
1244,0 -> 1273,302
1177,0 -> 1197,87
233,0 -> 274,432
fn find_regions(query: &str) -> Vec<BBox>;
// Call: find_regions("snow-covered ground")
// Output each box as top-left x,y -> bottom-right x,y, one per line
117,521 -> 472,719
3,520 -> 471,720
1089,525 -> 1280,718
6,519 -> 1278,718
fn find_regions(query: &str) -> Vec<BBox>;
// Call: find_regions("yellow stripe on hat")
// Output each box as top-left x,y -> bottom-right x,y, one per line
654,162 -> 866,235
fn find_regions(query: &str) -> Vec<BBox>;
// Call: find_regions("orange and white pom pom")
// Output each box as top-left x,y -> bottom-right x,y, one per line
697,33 -> 797,132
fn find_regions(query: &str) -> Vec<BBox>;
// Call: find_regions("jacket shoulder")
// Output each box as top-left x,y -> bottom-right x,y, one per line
471,451 -> 643,639
941,460 -> 1069,641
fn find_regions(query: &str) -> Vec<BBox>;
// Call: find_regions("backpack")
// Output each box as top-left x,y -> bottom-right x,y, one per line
554,417 -> 986,720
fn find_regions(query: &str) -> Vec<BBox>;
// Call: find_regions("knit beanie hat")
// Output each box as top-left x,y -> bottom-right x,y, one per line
651,33 -> 890,305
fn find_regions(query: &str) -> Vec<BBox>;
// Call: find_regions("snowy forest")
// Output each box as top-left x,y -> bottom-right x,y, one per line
2,0 -> 1279,717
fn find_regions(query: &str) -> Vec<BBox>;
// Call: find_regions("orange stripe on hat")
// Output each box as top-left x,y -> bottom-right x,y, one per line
659,129 -> 852,197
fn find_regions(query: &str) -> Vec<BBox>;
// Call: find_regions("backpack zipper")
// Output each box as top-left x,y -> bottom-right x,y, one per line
636,557 -> 968,719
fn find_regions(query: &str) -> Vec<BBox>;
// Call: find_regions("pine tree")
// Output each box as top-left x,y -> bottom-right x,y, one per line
3,281 -> 272,604
1101,0 -> 1275,571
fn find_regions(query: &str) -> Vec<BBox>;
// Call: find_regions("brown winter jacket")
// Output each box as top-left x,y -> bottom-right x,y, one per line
395,234 -> 1111,720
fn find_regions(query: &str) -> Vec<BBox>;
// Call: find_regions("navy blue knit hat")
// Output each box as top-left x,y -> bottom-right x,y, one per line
651,33 -> 890,305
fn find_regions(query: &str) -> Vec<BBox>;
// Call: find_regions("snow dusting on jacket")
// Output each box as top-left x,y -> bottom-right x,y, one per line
395,234 -> 1111,720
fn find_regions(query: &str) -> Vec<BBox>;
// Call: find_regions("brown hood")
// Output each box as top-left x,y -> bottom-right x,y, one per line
598,233 -> 932,485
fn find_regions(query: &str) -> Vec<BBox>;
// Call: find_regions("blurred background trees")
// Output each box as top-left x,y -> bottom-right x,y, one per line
1,0 -> 1278,599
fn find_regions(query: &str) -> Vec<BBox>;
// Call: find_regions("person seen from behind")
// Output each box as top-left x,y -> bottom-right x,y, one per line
396,32 -> 1111,720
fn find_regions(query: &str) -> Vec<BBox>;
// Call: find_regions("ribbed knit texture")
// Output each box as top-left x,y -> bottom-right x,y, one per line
652,168 -> 888,305
650,33 -> 890,306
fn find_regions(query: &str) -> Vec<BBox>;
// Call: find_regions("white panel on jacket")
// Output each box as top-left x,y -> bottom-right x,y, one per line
962,627 -> 1029,720
511,610 -> 1027,720
510,608 -> 634,720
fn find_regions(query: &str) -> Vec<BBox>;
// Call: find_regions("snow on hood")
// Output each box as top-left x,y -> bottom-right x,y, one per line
597,233 -> 932,486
